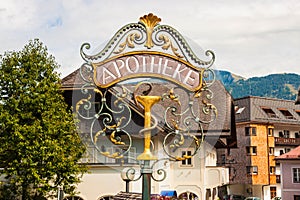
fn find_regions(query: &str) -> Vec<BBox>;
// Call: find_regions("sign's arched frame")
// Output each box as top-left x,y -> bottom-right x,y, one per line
76,13 -> 217,200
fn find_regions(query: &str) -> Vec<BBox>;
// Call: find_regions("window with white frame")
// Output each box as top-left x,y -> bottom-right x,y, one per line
247,166 -> 258,175
124,147 -> 137,164
180,149 -> 193,167
245,127 -> 257,136
106,147 -> 136,164
269,147 -> 274,155
80,145 -> 102,163
270,166 -> 276,174
246,146 -> 257,155
284,130 -> 290,138
268,128 -> 274,136
293,168 -> 300,183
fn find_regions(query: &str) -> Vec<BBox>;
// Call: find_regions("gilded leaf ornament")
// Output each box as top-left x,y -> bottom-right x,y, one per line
159,34 -> 183,58
139,13 -> 161,48
114,33 -> 140,54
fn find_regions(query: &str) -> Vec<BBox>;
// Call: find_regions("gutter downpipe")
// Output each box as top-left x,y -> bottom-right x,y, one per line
262,122 -> 271,200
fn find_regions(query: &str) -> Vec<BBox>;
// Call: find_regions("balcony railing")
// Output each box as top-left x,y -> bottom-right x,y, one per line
275,137 -> 300,146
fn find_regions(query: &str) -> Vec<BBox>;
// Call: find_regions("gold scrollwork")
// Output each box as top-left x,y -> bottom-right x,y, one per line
114,33 -> 140,54
159,34 -> 183,58
202,100 -> 218,116
101,151 -> 123,159
75,94 -> 92,113
166,88 -> 181,106
113,86 -> 128,106
175,155 -> 192,161
110,130 -> 125,145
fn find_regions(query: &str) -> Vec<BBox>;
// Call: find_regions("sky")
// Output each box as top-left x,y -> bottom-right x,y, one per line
1,0 -> 300,79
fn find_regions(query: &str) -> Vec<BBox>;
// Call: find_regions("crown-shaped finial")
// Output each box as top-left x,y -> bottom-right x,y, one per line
139,13 -> 161,48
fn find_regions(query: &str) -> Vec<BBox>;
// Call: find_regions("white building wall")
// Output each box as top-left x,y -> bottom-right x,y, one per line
70,139 -> 229,200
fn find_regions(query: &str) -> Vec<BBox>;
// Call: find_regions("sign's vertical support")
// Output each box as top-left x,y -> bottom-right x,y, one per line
135,95 -> 161,200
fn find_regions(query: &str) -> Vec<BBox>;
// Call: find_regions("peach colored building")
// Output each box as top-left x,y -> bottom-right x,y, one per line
218,96 -> 300,200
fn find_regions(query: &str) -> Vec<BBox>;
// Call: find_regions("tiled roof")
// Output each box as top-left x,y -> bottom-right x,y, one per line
234,96 -> 300,124
61,68 -> 237,147
276,145 -> 300,160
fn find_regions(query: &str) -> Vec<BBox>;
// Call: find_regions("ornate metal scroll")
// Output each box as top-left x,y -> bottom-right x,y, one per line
80,13 -> 215,68
76,13 -> 217,191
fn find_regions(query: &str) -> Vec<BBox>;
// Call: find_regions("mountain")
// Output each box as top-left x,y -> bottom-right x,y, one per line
215,70 -> 300,101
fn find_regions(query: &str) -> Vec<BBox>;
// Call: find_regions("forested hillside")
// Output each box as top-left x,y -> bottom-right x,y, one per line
216,70 -> 300,100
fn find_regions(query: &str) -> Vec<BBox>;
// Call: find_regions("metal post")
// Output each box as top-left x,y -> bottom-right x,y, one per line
57,186 -> 64,200
125,180 -> 130,193
141,160 -> 152,200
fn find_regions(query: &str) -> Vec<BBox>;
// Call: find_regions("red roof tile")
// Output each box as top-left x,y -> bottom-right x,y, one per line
276,145 -> 300,160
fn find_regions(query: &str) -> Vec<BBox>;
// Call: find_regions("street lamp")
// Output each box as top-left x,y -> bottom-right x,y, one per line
121,167 -> 135,192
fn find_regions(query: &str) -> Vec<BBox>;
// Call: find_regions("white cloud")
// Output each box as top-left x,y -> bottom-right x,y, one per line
0,0 -> 300,78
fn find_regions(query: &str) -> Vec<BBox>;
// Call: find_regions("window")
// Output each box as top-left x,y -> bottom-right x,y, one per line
268,128 -> 274,136
284,130 -> 290,138
106,147 -> 121,164
124,147 -> 136,164
280,150 -> 284,155
221,154 -> 226,165
106,147 -> 136,164
247,166 -> 258,175
295,132 -> 299,138
293,168 -> 300,183
270,166 -> 276,174
245,127 -> 257,136
181,150 -> 193,167
279,131 -> 283,137
278,109 -> 294,119
295,195 -> 300,200
246,146 -> 257,155
261,107 -> 277,118
269,147 -> 274,155
285,148 -> 291,153
270,187 -> 277,199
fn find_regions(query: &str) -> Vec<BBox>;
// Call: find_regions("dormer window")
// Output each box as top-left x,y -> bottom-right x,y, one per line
261,107 -> 277,118
278,109 -> 294,119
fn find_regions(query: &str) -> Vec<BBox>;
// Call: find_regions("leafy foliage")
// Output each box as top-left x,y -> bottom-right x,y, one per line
0,39 -> 86,199
216,70 -> 300,100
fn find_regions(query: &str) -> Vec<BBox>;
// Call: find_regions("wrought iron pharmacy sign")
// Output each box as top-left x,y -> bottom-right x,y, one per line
93,53 -> 203,91
80,13 -> 215,92
78,13 -> 217,200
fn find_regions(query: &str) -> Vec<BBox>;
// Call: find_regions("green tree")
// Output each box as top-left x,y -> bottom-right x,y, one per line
0,39 -> 86,199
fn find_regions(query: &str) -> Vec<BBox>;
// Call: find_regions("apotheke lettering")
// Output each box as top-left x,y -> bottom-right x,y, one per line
94,54 -> 201,90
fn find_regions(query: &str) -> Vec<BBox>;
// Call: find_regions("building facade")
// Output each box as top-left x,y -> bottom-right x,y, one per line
61,69 -> 237,200
276,146 -> 300,200
218,96 -> 300,200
